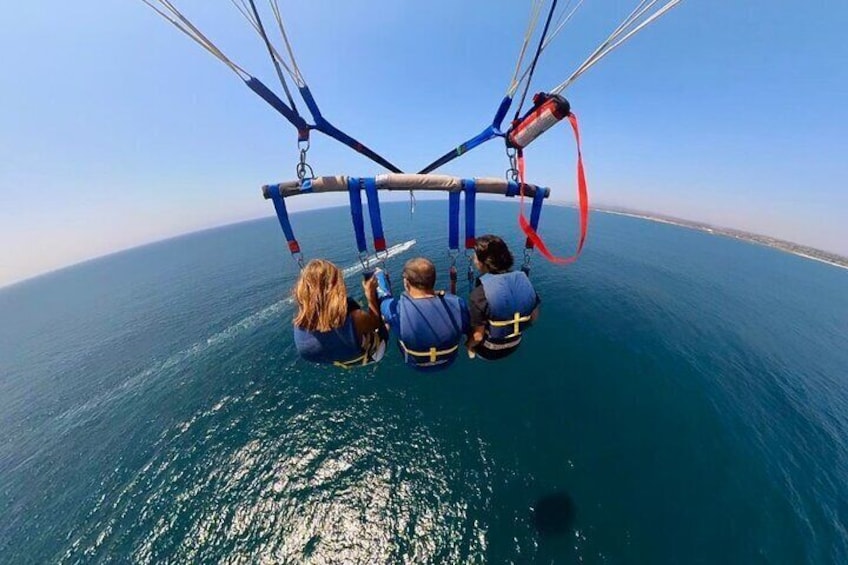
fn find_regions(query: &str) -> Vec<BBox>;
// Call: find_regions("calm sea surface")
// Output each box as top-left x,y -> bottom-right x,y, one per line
1,201 -> 846,564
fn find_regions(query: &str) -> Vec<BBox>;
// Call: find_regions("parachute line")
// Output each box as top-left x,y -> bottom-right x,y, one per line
228,1 -> 299,84
512,0 -> 584,91
507,0 -> 546,97
268,0 -> 307,88
552,0 -> 683,94
141,0 -> 248,79
512,0 -> 560,122
245,0 -> 301,116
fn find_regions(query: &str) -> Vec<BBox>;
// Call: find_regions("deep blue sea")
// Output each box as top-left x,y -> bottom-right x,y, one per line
1,201 -> 846,564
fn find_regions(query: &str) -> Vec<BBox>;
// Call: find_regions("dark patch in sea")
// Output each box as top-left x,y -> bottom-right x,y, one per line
532,492 -> 576,537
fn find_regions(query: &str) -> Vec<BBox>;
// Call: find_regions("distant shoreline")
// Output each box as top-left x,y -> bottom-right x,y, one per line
3,202 -> 847,290
593,207 -> 848,271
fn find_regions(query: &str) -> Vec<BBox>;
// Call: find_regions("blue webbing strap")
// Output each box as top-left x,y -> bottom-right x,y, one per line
245,78 -> 309,141
299,86 -> 402,173
448,191 -> 460,252
448,189 -> 461,294
268,185 -> 301,256
526,186 -> 547,249
464,179 -> 477,250
363,177 -> 387,252
347,178 -> 368,254
418,96 -> 513,174
463,179 -> 478,286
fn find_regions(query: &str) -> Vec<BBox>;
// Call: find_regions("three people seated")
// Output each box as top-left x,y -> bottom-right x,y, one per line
291,235 -> 539,369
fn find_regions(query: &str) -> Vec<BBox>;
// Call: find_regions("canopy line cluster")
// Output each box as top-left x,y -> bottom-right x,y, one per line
140,0 -> 684,275
141,0 -> 401,173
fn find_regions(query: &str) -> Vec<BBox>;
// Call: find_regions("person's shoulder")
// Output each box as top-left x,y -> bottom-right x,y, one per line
469,284 -> 486,302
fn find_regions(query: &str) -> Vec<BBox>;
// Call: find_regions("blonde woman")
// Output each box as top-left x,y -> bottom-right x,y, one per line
292,259 -> 386,368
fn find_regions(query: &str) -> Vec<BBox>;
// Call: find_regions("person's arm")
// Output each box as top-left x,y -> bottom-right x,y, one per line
362,275 -> 380,320
528,293 -> 541,324
459,297 -> 472,337
466,287 -> 488,355
351,277 -> 382,338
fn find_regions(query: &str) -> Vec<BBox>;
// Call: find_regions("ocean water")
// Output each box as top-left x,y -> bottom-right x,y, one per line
1,201 -> 846,564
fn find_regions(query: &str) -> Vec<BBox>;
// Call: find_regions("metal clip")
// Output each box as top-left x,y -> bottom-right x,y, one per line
448,249 -> 459,268
293,251 -> 305,270
296,139 -> 314,180
377,249 -> 389,272
465,249 -> 476,285
521,247 -> 533,276
358,251 -> 370,272
505,145 -> 519,182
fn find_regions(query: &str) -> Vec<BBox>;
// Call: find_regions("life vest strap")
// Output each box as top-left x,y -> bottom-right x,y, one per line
399,341 -> 460,364
333,329 -> 384,369
488,312 -> 533,338
333,352 -> 368,370
481,335 -> 522,350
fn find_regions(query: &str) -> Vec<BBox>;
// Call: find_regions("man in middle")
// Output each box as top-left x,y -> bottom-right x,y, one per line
376,257 -> 470,372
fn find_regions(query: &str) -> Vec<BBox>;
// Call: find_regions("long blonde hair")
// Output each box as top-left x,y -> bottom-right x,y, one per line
293,259 -> 349,332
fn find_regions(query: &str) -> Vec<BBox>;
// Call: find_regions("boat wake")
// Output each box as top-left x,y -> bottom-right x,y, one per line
55,240 -> 417,425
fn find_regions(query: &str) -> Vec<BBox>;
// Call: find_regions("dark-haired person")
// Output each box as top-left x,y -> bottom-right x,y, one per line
292,259 -> 386,368
466,235 -> 540,360
378,257 -> 470,372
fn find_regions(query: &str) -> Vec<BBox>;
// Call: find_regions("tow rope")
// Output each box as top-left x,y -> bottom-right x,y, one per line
517,112 -> 588,264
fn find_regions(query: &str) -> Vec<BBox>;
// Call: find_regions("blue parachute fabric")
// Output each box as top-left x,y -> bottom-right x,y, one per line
463,179 -> 477,249
347,178 -> 368,254
448,190 -> 460,251
363,177 -> 387,252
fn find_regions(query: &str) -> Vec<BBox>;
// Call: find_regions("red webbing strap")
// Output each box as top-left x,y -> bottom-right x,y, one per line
518,112 -> 589,264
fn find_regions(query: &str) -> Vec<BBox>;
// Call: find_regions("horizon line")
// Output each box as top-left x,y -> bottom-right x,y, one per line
2,200 -> 846,291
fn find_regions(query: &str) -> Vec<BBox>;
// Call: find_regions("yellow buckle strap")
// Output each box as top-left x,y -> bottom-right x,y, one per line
333,329 -> 386,369
399,341 -> 459,363
489,312 -> 532,338
333,352 -> 368,369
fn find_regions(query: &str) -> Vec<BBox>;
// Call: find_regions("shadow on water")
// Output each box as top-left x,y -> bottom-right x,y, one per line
533,492 -> 576,538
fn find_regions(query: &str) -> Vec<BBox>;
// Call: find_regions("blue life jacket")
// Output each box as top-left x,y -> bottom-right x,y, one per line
479,271 -> 537,344
294,315 -> 375,368
397,293 -> 466,371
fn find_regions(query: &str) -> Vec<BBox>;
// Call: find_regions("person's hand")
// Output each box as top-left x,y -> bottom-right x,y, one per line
363,274 -> 378,295
465,337 -> 477,359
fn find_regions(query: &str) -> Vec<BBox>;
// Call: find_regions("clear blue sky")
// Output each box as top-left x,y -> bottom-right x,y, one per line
2,1 -> 847,287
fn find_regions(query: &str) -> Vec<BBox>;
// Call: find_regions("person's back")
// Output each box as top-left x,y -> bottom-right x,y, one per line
293,296 -> 365,365
467,235 -> 540,360
292,259 -> 385,368
379,258 -> 470,372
